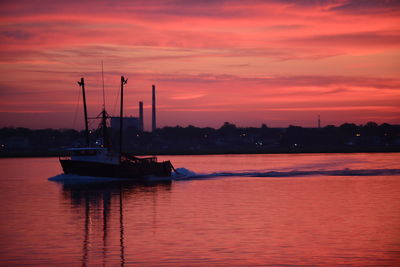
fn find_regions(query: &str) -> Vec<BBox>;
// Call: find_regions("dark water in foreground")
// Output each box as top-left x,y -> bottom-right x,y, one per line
0,153 -> 399,266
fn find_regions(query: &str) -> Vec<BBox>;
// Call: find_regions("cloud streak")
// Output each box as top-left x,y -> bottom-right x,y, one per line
0,0 -> 399,129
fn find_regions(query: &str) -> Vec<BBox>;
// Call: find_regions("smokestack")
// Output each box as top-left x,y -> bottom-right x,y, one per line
318,115 -> 321,129
152,84 -> 156,132
139,101 -> 144,131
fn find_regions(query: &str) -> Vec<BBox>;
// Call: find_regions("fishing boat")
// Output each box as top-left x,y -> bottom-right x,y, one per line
59,75 -> 175,180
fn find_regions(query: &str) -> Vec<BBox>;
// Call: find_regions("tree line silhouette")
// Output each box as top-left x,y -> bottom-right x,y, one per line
1,121 -> 399,156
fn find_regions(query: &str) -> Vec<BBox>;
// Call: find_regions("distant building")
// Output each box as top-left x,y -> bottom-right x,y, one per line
110,117 -> 143,132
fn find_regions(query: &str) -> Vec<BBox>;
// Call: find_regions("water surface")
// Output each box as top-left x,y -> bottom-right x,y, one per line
0,153 -> 399,266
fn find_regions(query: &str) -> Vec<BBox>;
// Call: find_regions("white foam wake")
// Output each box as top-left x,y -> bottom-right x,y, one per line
151,167 -> 400,182
50,168 -> 400,184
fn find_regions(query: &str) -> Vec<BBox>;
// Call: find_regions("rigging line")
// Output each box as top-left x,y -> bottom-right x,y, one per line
88,120 -> 94,129
101,60 -> 106,110
72,85 -> 82,129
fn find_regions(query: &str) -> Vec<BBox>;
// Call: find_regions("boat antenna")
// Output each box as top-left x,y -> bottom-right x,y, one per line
101,60 -> 106,110
119,76 -> 128,158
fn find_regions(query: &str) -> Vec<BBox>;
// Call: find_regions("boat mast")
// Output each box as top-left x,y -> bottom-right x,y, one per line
102,109 -> 109,148
101,61 -> 106,111
100,62 -> 110,148
78,78 -> 90,146
119,76 -> 128,157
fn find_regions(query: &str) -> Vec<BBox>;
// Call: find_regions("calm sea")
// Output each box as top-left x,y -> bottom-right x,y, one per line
0,153 -> 399,266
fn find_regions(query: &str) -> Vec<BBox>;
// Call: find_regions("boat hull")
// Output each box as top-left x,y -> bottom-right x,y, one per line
59,159 -> 172,180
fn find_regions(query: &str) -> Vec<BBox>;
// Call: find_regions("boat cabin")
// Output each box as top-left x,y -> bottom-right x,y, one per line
66,147 -> 119,164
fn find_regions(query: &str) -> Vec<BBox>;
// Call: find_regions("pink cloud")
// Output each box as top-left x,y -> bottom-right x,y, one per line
0,0 -> 399,129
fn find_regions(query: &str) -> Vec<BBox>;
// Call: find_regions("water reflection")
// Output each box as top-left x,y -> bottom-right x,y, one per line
60,181 -> 172,267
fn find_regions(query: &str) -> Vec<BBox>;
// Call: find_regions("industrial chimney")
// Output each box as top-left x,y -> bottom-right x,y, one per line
318,115 -> 321,129
152,85 -> 156,132
139,101 -> 144,131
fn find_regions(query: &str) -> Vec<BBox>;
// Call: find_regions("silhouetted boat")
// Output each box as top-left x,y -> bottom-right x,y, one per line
60,147 -> 174,179
59,75 -> 175,180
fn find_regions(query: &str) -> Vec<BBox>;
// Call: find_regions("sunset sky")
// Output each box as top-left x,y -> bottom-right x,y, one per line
0,0 -> 399,130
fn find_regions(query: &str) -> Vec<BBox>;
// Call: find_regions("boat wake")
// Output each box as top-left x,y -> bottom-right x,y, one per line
164,167 -> 400,181
49,168 -> 400,184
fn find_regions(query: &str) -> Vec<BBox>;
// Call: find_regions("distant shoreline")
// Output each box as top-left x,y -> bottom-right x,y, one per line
1,147 -> 399,158
2,124 -> 399,158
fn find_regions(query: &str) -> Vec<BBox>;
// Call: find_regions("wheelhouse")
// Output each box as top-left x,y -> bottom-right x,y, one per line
62,147 -> 120,165
69,147 -> 105,156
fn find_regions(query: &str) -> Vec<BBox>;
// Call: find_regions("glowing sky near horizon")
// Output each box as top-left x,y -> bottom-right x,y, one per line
0,0 -> 399,130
